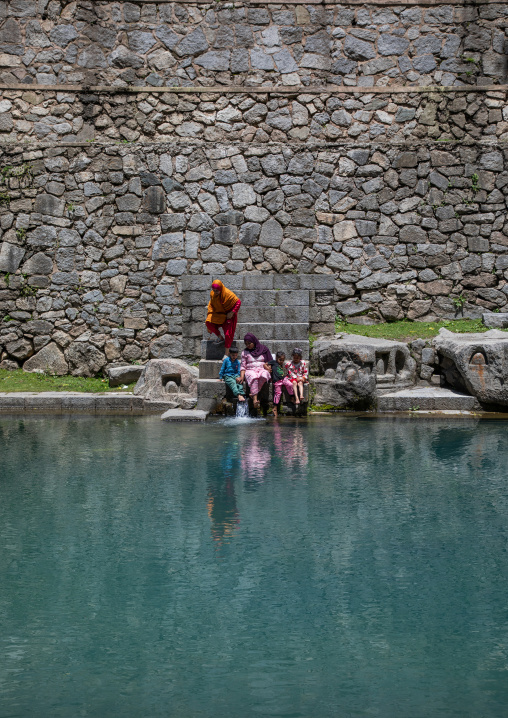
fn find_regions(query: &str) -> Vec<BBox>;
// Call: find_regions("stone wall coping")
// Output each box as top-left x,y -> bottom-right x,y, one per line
0,392 -> 178,414
1,84 -> 506,95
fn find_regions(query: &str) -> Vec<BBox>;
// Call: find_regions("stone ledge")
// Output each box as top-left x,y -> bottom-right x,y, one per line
0,84 -> 505,94
0,392 -> 174,414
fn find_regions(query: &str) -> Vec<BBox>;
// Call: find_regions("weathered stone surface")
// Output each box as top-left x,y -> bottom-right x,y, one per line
134,358 -> 198,400
482,313 -> 508,329
108,365 -> 144,387
311,334 -> 416,408
65,342 -> 106,377
0,242 -> 25,272
23,342 -> 68,375
433,329 -> 508,407
22,252 -> 52,275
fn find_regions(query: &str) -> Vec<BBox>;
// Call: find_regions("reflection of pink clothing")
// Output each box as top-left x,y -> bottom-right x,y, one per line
241,350 -> 271,395
273,376 -> 294,404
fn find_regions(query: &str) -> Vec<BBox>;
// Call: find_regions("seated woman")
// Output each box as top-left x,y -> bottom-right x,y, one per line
205,279 -> 241,358
239,333 -> 272,409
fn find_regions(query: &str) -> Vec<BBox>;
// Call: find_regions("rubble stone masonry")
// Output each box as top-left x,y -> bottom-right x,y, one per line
0,0 -> 507,372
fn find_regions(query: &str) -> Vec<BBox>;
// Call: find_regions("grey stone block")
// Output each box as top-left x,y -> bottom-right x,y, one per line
377,387 -> 479,412
273,275 -> 301,289
161,408 -> 207,421
242,275 -> 274,290
276,290 -> 309,306
198,378 -> 226,400
198,360 -> 222,379
0,395 -> 26,410
240,290 -> 277,307
201,339 -> 226,360
0,242 -> 25,272
236,322 -> 309,341
108,365 -> 143,387
482,312 -> 508,329
61,395 -> 96,411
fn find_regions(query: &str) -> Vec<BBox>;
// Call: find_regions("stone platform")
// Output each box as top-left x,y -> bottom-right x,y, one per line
377,387 -> 480,412
0,392 -> 180,414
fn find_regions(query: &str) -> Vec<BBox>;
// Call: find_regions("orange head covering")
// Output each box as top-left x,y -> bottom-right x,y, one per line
206,280 -> 239,325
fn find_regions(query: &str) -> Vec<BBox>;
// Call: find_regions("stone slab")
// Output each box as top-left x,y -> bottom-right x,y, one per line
377,387 -> 480,412
181,275 -> 334,292
0,392 -> 149,413
206,322 -> 309,341
482,312 -> 508,329
161,409 -> 208,422
199,359 -> 223,379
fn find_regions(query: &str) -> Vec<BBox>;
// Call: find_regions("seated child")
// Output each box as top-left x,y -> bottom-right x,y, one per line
219,346 -> 245,402
264,351 -> 295,418
287,347 -> 309,405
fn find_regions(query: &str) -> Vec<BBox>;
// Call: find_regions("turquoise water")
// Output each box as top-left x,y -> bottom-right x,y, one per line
1,415 -> 508,718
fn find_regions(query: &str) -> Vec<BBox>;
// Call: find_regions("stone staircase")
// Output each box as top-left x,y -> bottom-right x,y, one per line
180,274 -> 335,413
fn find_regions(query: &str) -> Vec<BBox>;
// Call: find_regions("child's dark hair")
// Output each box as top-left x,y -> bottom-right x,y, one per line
276,351 -> 286,360
230,346 -> 239,353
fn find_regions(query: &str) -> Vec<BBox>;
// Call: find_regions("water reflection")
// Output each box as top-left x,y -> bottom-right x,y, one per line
3,416 -> 508,718
207,443 -> 240,544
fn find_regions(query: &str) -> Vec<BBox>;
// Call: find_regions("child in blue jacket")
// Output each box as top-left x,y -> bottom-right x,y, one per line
219,347 -> 246,402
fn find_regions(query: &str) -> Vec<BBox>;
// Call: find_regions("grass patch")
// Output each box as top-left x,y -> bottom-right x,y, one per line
0,370 -> 136,394
334,318 -> 499,343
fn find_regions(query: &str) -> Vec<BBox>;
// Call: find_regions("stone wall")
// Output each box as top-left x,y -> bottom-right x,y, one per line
0,1 -> 506,88
0,0 -> 508,375
0,87 -> 507,144
1,139 -> 508,371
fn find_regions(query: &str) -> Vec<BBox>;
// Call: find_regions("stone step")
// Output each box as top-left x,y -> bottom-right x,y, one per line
203,322 -> 309,341
199,359 -> 223,379
197,378 -> 309,404
239,306 -> 310,323
201,339 -> 310,360
181,274 -> 335,292
183,289 -> 310,308
377,387 -> 480,412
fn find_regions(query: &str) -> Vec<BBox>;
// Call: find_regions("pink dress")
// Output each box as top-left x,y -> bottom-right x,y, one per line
241,350 -> 271,395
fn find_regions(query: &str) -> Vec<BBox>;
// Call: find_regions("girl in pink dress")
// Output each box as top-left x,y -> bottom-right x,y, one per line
239,333 -> 272,409
287,347 -> 309,405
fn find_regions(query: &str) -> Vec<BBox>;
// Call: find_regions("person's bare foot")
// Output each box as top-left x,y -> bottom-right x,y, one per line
290,395 -> 296,404
273,408 -> 278,418
238,395 -> 245,402
253,399 -> 260,409
295,398 -> 300,405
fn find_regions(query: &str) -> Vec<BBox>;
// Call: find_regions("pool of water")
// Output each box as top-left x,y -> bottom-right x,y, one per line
1,415 -> 508,718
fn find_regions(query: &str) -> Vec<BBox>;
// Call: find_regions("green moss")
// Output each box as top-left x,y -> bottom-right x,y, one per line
0,370 -> 136,394
310,404 -> 340,412
334,318 -> 500,343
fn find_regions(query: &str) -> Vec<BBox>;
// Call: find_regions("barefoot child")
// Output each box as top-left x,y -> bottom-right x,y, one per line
264,351 -> 295,417
287,348 -> 308,405
219,347 -> 246,402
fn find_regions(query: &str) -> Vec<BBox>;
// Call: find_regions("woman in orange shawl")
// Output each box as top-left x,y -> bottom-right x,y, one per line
205,280 -> 241,357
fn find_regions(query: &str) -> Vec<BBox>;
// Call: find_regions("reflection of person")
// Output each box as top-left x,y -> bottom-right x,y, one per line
207,444 -> 240,544
205,279 -> 241,358
287,348 -> 309,405
207,476 -> 240,544
219,346 -> 245,402
265,351 -> 295,417
240,333 -> 272,409
273,424 -> 309,471
240,432 -> 271,488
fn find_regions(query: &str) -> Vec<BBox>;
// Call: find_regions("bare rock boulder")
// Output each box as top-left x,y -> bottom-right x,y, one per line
311,333 -> 416,409
433,328 -> 508,407
134,358 -> 198,401
108,365 -> 144,387
65,341 -> 106,377
23,342 -> 68,375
